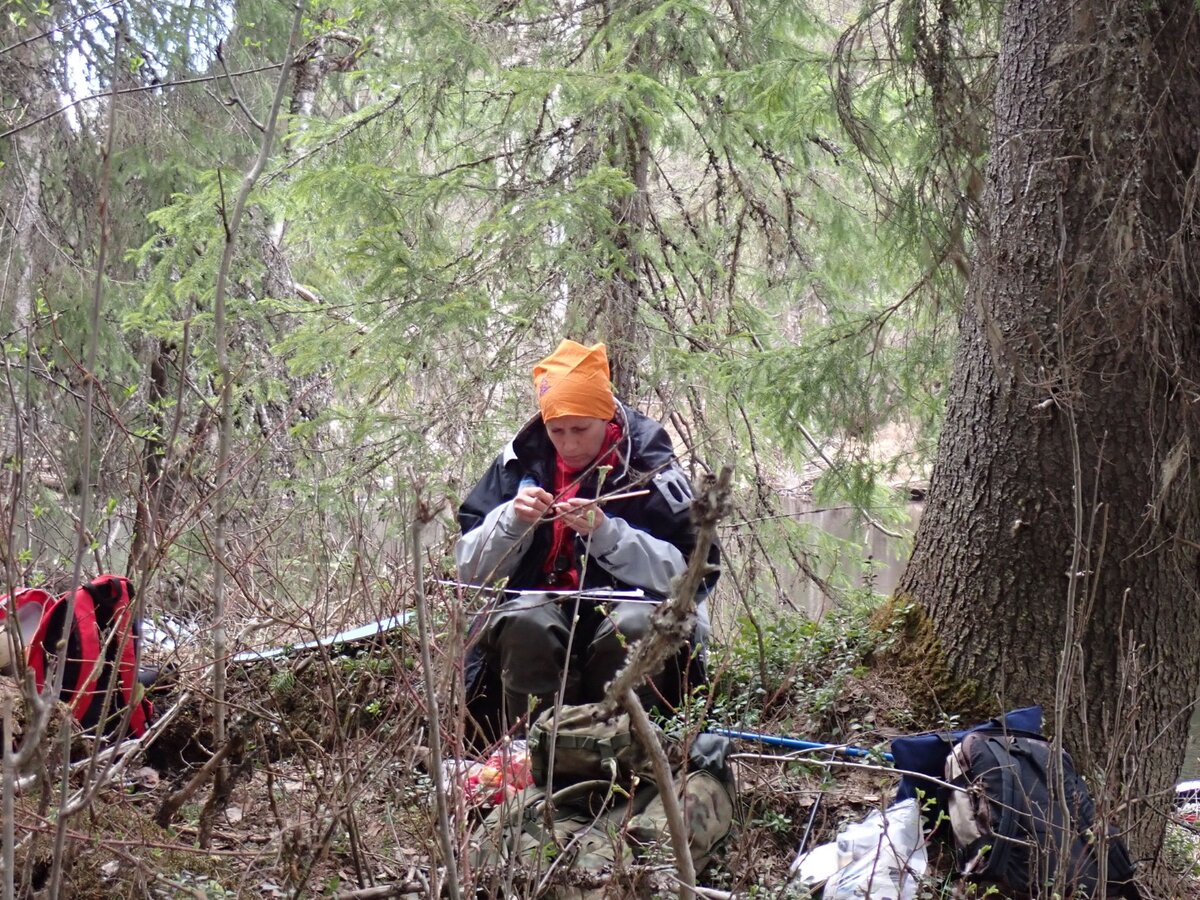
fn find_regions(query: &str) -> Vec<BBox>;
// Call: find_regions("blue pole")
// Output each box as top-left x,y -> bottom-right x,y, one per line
709,728 -> 894,762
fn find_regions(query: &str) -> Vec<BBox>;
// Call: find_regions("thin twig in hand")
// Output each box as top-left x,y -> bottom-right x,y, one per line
591,488 -> 651,504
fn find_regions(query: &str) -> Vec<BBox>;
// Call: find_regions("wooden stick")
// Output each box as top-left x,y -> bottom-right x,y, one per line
602,467 -> 732,900
582,488 -> 651,505
550,489 -> 652,519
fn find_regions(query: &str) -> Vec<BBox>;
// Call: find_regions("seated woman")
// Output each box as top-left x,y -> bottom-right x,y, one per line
455,339 -> 719,743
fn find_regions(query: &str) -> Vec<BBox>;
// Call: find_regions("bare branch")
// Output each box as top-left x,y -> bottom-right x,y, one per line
602,466 -> 733,900
210,0 -> 304,825
601,466 -> 731,712
410,505 -> 463,900
0,63 -> 287,141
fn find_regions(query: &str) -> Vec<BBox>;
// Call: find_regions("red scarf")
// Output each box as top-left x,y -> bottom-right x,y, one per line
540,421 -> 623,590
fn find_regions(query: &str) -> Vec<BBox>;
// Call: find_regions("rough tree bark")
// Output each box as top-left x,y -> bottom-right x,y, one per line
604,109 -> 650,400
589,0 -> 653,399
129,338 -> 172,578
898,0 -> 1200,856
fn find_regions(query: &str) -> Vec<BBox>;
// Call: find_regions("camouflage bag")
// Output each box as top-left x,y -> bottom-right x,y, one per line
627,744 -> 736,869
526,701 -> 673,787
470,777 -> 659,874
470,703 -> 737,890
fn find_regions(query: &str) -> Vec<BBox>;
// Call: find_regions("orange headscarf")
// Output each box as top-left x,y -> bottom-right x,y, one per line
532,340 -> 616,422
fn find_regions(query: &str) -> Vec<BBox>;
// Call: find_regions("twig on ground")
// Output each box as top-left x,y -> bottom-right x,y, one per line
156,728 -> 246,828
729,751 -> 969,794
334,885 -> 424,899
663,875 -> 738,899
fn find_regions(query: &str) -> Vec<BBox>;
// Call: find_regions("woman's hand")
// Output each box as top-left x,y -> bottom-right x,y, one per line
512,485 -> 554,524
553,497 -> 607,536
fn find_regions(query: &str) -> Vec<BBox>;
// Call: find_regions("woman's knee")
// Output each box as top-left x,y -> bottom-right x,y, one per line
492,599 -> 568,657
590,604 -> 654,660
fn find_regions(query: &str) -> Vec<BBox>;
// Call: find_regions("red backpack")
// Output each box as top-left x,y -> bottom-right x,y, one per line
1,574 -> 152,737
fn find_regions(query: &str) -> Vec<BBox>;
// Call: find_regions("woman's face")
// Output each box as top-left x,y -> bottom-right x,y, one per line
545,415 -> 609,470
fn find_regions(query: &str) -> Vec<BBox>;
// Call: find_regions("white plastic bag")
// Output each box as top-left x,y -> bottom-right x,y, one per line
788,839 -> 841,890
821,799 -> 927,900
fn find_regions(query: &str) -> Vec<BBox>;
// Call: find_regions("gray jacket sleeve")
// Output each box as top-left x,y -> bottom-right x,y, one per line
454,500 -> 532,584
585,515 -> 686,598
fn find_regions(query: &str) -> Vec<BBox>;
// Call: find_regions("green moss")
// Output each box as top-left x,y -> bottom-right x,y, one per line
710,591 -> 916,738
871,595 -> 992,724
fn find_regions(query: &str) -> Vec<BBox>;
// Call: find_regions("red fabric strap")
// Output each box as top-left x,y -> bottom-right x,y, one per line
540,421 -> 623,590
87,575 -> 150,737
69,587 -> 101,715
106,576 -> 149,736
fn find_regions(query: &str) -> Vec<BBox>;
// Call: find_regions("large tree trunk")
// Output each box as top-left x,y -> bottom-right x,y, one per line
585,0 -> 653,399
603,111 -> 649,400
899,0 -> 1200,857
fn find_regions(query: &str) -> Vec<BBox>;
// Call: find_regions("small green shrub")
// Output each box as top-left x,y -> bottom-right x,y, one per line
269,670 -> 297,697
1163,821 -> 1200,879
709,592 -> 904,730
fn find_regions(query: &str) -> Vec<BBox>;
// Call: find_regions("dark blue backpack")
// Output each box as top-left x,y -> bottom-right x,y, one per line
891,708 -> 1140,899
890,706 -> 1043,807
947,728 -> 1140,899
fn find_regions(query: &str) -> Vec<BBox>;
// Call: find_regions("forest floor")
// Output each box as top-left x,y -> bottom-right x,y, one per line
9,597 -> 1200,899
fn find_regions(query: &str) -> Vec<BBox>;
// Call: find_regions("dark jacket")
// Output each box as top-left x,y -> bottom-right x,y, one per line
456,402 -> 719,598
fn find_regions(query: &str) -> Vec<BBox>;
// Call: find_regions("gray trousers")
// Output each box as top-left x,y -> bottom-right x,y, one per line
478,592 -> 709,724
